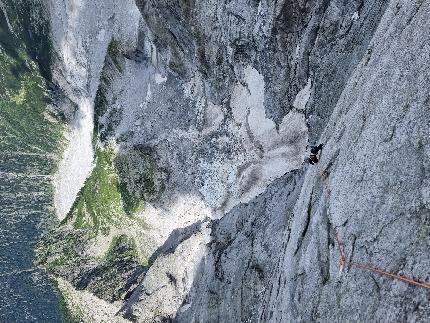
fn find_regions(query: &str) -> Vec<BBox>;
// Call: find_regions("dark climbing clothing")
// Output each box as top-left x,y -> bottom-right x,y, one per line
310,144 -> 323,155
307,144 -> 323,165
309,155 -> 319,165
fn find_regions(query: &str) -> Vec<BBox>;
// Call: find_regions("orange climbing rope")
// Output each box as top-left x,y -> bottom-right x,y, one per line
336,233 -> 430,290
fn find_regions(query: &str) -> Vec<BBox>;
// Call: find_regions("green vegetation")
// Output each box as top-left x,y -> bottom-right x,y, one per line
115,146 -> 165,203
0,12 -> 64,161
119,180 -> 146,215
66,144 -> 146,238
56,280 -> 84,323
94,39 -> 125,140
36,228 -> 92,274
105,234 -> 138,263
0,3 -> 70,320
39,232 -> 145,303
78,234 -> 145,302
37,33 -> 149,283
0,0 -> 64,158
71,146 -> 123,235
29,25 -> 154,307
107,39 -> 123,71
0,0 -> 53,80
68,146 -> 127,236
0,47 -> 64,157
0,0 -> 150,314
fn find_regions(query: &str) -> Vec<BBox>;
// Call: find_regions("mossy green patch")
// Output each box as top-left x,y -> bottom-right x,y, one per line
0,49 -> 65,158
119,180 -> 146,215
66,144 -> 146,238
105,235 -> 138,263
0,0 -> 53,80
107,39 -> 123,71
79,235 -> 145,302
36,228 -> 93,276
70,146 -> 125,236
0,11 -> 64,182
56,282 -> 82,323
115,146 -> 166,203
94,39 -> 125,141
0,9 -> 27,78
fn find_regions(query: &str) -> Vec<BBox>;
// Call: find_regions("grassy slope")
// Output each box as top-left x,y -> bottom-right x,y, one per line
0,2 -> 67,322
69,144 -> 145,238
36,38 -> 150,315
0,46 -> 64,157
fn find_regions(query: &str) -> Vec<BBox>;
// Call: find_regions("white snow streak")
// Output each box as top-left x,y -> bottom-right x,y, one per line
54,98 -> 94,220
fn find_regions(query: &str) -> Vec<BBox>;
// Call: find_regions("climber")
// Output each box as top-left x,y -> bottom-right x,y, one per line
306,143 -> 323,165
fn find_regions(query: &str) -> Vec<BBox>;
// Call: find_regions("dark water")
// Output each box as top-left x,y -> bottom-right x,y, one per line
0,2 -> 63,322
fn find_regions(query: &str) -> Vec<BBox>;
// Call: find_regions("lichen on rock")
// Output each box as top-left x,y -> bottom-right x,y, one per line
115,145 -> 167,205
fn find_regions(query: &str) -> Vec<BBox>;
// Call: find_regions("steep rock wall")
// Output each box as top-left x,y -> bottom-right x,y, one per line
41,0 -> 430,322
47,0 -> 141,220
262,1 -> 430,321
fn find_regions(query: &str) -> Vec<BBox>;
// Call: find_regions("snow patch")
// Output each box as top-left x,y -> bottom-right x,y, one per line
205,102 -> 223,130
352,11 -> 359,20
154,73 -> 167,84
96,29 -> 106,42
203,66 -> 308,214
54,98 -> 94,220
293,77 -> 312,111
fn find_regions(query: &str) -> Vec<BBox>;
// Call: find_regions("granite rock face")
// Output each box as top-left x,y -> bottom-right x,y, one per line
261,2 -> 430,321
41,0 -> 430,321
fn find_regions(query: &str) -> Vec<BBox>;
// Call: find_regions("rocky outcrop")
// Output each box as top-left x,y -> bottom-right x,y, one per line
173,170 -> 304,322
38,0 -> 430,321
261,2 -> 430,321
